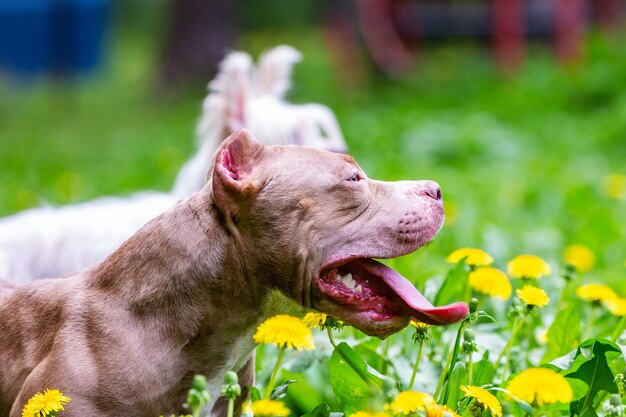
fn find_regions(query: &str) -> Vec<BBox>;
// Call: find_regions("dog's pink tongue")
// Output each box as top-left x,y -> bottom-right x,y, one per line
356,259 -> 469,326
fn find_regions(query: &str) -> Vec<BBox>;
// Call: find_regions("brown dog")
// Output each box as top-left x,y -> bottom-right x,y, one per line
0,130 -> 467,416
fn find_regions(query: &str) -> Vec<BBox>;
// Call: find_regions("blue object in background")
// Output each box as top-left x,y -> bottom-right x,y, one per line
0,0 -> 53,75
0,0 -> 109,77
51,0 -> 109,74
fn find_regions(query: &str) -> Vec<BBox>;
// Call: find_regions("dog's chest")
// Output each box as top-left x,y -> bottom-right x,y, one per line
206,327 -> 257,408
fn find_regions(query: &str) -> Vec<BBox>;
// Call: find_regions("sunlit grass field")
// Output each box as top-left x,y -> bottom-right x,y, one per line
2,18 -> 626,417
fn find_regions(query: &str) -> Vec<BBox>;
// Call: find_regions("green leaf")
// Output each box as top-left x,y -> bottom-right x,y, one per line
300,403 -> 331,417
436,323 -> 466,404
270,380 -> 299,400
329,346 -> 372,415
248,386 -> 261,402
472,351 -> 495,387
329,343 -> 392,415
434,260 -> 469,306
550,348 -> 580,371
548,338 -> 622,416
542,302 -> 581,363
280,370 -> 325,412
444,361 -> 467,409
354,340 -> 384,374
577,406 -> 599,417
334,342 -> 395,388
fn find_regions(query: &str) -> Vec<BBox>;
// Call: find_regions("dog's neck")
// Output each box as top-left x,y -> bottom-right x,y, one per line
85,192 -> 293,381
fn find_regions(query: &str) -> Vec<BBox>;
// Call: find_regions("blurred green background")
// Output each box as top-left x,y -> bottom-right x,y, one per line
1,4 -> 625,304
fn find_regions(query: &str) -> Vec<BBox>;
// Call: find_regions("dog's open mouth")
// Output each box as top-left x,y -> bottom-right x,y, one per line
313,258 -> 468,337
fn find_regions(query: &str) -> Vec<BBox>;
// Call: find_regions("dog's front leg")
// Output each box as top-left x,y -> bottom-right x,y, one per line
210,352 -> 255,417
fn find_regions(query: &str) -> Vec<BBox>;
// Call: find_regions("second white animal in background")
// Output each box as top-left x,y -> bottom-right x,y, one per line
0,45 -> 348,284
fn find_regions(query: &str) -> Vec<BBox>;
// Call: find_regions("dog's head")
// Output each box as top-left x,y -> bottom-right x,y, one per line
210,130 -> 468,338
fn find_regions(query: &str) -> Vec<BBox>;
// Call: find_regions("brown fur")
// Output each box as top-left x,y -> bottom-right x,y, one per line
0,130 -> 444,416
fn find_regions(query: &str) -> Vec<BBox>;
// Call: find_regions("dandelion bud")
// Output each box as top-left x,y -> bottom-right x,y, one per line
604,393 -> 626,417
610,394 -> 622,407
224,371 -> 239,385
469,298 -> 479,313
462,329 -> 477,354
192,374 -> 209,391
186,375 -> 211,414
561,264 -> 576,282
222,371 -> 242,399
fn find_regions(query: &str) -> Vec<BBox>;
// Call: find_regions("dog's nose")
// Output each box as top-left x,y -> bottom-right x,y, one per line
419,181 -> 443,202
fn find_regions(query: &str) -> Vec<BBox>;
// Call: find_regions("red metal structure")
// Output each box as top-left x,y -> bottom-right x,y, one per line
345,0 -> 624,75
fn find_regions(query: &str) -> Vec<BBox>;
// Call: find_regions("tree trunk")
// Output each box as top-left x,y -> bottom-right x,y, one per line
158,0 -> 236,92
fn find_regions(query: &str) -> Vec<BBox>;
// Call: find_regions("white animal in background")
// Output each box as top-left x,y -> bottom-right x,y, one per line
0,45 -> 348,284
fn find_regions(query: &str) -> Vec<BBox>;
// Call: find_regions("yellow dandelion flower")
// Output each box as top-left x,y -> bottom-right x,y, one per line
22,389 -> 71,417
603,173 -> 626,199
516,285 -> 550,308
507,255 -> 551,279
576,283 -> 617,303
248,399 -> 290,417
507,368 -> 573,407
350,412 -> 388,417
563,244 -> 596,272
468,267 -> 512,300
410,320 -> 431,331
388,391 -> 434,415
425,403 -> 460,417
460,386 -> 502,417
253,315 -> 314,350
303,312 -> 327,329
410,320 -> 431,343
447,248 -> 494,267
606,298 -> 626,316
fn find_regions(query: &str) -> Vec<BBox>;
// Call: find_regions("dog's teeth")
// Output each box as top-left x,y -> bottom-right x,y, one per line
345,274 -> 356,289
336,272 -> 357,289
355,285 -> 362,293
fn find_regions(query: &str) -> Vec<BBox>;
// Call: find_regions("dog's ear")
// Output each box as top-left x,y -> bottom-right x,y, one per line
211,129 -> 265,215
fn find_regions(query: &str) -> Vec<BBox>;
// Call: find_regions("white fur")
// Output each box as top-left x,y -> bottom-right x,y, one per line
0,45 -> 348,284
